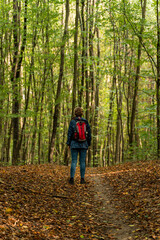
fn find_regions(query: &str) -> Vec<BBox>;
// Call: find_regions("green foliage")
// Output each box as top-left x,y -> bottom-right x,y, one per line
0,0 -> 159,165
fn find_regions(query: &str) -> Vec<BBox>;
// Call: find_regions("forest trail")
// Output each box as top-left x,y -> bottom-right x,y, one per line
90,173 -> 138,240
0,160 -> 160,239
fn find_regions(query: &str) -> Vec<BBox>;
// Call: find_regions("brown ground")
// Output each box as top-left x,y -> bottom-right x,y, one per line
0,160 -> 160,239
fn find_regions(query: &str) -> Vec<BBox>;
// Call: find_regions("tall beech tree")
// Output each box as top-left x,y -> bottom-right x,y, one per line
157,0 -> 160,159
72,0 -> 79,116
85,0 -> 90,122
79,0 -> 85,107
48,0 -> 69,163
92,26 -> 100,167
129,0 -> 147,149
11,0 -> 28,165
106,0 -> 117,165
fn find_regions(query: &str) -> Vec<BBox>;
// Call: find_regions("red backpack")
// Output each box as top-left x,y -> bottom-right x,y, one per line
74,120 -> 87,142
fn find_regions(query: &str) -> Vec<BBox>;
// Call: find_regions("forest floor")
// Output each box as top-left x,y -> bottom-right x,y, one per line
0,160 -> 160,240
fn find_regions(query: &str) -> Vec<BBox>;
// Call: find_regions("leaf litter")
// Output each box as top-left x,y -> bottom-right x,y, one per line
0,160 -> 160,239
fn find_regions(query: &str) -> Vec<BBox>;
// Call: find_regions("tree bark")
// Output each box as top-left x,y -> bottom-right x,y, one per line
12,0 -> 28,165
79,0 -> 85,107
129,0 -> 147,147
93,27 -> 100,167
72,0 -> 79,116
85,0 -> 89,121
157,0 -> 160,159
106,1 -> 117,165
48,0 -> 69,162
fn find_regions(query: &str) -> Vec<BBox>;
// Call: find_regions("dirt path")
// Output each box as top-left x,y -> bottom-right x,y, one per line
1,164 -> 155,239
90,174 -> 138,240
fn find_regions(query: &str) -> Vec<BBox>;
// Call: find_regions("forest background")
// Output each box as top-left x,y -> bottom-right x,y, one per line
0,0 -> 160,167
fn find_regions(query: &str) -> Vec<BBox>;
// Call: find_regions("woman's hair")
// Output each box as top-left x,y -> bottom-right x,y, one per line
74,107 -> 83,117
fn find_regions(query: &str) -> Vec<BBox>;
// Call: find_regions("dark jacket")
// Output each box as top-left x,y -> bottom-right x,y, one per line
67,117 -> 91,149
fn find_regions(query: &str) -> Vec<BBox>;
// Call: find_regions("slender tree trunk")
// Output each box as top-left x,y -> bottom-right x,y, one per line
72,0 -> 79,116
31,75 -> 39,164
89,0 -> 95,107
115,35 -> 123,164
129,0 -> 147,147
2,94 -> 12,163
87,0 -> 95,166
157,0 -> 160,159
79,0 -> 85,107
126,44 -> 134,146
31,117 -> 38,164
11,0 -> 20,165
0,33 -> 4,135
6,122 -> 12,163
63,84 -> 70,166
12,0 -> 28,165
106,3 -> 117,165
0,28 -> 5,162
115,80 -> 123,164
102,138 -> 107,167
48,0 -> 69,162
38,5 -> 50,163
93,27 -> 100,167
38,68 -> 47,164
85,0 -> 89,121
18,68 -> 30,160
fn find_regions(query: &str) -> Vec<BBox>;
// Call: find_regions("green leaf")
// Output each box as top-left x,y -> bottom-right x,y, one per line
80,235 -> 84,239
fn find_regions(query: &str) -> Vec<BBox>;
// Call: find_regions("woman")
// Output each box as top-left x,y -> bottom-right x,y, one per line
67,107 -> 91,184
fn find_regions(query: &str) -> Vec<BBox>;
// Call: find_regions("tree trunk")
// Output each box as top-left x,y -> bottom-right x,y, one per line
106,2 -> 117,165
38,68 -> 47,164
48,0 -> 69,162
157,0 -> 160,159
129,0 -> 147,147
0,34 -> 4,135
115,35 -> 123,164
12,0 -> 28,165
79,0 -> 85,107
115,84 -> 122,164
93,27 -> 100,167
85,0 -> 89,122
72,0 -> 79,116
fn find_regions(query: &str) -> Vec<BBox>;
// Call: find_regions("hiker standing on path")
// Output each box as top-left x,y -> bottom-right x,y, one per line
67,107 -> 91,185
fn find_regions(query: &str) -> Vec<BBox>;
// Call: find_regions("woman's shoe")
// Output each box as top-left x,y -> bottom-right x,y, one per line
69,177 -> 74,185
80,178 -> 86,184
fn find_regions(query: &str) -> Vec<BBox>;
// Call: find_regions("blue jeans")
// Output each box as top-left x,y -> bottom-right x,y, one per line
70,149 -> 87,179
